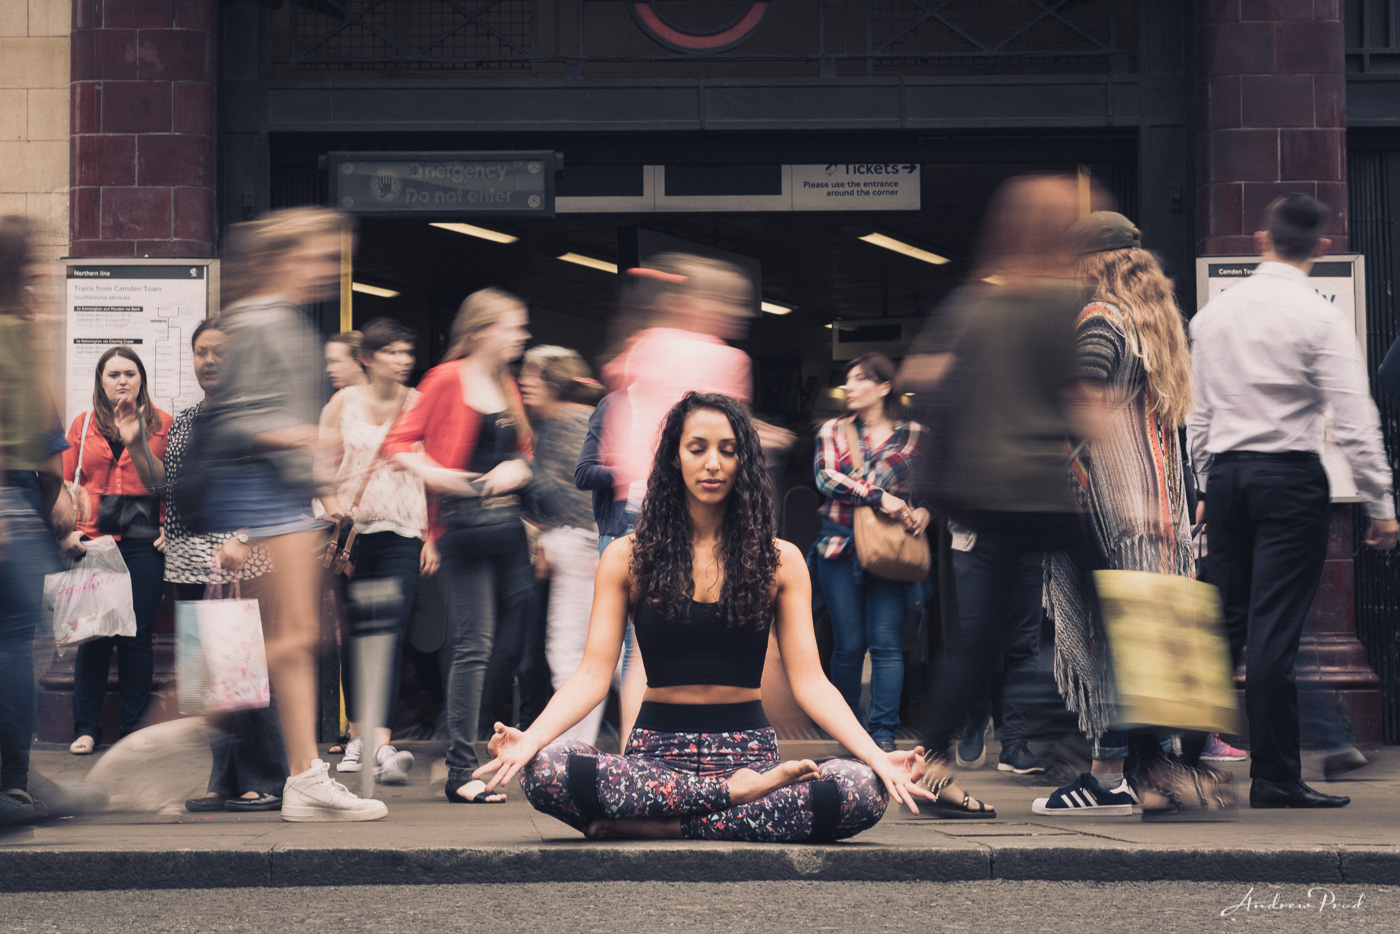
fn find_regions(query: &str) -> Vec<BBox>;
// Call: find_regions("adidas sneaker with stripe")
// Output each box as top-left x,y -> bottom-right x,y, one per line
1032,771 -> 1140,816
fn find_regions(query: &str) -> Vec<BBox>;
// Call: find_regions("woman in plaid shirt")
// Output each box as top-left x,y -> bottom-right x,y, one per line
813,353 -> 928,752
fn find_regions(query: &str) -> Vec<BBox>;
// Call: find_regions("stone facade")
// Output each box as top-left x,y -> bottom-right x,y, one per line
69,0 -> 216,257
1197,0 -> 1348,253
0,0 -> 70,265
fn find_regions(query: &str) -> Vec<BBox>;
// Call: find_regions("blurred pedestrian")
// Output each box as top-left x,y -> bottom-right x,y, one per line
318,317 -> 427,785
521,348 -> 607,744
899,174 -> 1103,818
600,254 -> 794,740
948,538 -> 1050,775
64,346 -> 171,755
1032,212 -> 1208,817
812,352 -> 926,753
0,216 -> 66,823
207,206 -> 386,821
383,287 -> 534,804
167,318 -> 288,813
325,332 -> 367,391
1189,194 -> 1397,810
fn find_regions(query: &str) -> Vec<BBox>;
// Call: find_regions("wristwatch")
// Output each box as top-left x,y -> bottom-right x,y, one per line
233,532 -> 250,546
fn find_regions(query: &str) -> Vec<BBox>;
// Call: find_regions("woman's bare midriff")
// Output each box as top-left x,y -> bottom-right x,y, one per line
643,685 -> 761,705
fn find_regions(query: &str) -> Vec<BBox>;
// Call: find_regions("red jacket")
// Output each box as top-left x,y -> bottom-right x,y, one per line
63,409 -> 173,540
381,359 -> 530,541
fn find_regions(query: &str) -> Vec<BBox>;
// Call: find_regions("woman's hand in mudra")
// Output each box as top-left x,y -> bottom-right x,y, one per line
871,745 -> 939,815
473,721 -> 541,792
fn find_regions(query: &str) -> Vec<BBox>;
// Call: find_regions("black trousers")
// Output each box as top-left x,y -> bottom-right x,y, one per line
1204,453 -> 1330,783
950,548 -> 1049,747
922,510 -> 1104,755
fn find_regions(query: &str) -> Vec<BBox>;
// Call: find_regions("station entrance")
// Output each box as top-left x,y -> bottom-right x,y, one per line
269,128 -> 1140,741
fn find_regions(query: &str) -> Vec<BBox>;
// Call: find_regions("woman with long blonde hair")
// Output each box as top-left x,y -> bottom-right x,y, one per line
1033,211 -> 1222,818
207,206 -> 388,821
383,286 -> 534,803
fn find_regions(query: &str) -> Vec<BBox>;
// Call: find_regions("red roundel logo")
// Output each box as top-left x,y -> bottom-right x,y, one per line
627,1 -> 773,54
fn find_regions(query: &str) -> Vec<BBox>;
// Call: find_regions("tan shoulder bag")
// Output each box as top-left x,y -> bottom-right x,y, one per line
843,419 -> 931,583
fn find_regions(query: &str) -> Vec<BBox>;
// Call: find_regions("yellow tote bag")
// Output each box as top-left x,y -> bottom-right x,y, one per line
1093,570 -> 1241,735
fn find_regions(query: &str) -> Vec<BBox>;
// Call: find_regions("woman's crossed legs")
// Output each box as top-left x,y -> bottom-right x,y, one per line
519,730 -> 888,843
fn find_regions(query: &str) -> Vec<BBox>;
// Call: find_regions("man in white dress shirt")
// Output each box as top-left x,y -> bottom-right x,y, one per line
1189,194 -> 1398,810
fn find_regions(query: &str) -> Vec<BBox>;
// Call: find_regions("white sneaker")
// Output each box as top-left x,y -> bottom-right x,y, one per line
336,737 -> 363,773
374,745 -> 414,785
282,759 -> 388,822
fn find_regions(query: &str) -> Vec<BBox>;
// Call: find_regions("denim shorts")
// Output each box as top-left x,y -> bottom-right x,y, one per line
205,461 -> 324,539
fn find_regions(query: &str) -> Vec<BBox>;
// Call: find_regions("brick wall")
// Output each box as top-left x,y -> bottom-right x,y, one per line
0,0 -> 71,266
1197,0 -> 1348,254
70,0 -> 216,257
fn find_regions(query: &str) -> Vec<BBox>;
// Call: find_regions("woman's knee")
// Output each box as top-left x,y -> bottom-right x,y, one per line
518,740 -> 594,797
817,759 -> 890,838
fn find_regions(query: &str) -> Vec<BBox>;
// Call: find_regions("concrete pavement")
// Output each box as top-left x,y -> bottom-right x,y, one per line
2,736 -> 1396,892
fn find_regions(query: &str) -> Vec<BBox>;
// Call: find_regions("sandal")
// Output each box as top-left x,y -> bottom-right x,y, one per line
919,770 -> 996,819
445,779 -> 507,804
1139,762 -> 1235,821
69,736 -> 96,756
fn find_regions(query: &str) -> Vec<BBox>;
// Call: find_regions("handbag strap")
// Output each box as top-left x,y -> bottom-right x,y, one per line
207,555 -> 243,600
73,410 -> 93,488
842,417 -> 867,477
348,387 -> 411,513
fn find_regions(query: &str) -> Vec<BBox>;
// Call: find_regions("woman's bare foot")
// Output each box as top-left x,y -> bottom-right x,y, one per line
727,760 -> 821,806
585,817 -> 683,840
452,781 -> 507,803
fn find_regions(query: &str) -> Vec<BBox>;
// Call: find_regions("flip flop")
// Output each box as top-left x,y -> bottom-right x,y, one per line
445,779 -> 507,804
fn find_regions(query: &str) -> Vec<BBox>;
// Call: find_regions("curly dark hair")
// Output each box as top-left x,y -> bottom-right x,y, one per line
630,392 -> 778,630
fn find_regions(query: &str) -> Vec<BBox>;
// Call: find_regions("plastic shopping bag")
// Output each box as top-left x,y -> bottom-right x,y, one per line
43,536 -> 136,655
176,580 -> 270,714
1094,569 -> 1241,736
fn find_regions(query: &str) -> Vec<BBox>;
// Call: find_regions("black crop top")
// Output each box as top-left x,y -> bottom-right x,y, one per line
632,598 -> 771,689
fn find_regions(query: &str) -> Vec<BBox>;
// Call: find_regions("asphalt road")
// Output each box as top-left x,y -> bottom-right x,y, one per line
2,881 -> 1394,933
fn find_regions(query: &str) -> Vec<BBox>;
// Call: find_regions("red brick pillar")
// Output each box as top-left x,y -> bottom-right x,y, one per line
69,0 -> 216,258
1196,0 -> 1346,254
1197,1 -> 1382,747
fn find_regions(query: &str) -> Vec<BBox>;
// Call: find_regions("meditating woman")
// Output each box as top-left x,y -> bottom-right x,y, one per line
474,392 -> 938,841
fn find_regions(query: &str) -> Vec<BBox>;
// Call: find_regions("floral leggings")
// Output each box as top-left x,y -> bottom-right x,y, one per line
518,710 -> 889,842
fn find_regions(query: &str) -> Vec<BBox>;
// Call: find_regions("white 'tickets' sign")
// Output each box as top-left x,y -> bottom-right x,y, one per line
791,164 -> 921,211
63,260 -> 217,428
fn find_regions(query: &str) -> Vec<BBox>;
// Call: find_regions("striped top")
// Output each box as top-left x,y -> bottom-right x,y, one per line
1046,301 -> 1193,738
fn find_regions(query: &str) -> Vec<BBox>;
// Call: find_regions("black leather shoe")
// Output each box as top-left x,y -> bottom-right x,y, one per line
1249,778 -> 1350,809
224,793 -> 282,812
184,794 -> 227,813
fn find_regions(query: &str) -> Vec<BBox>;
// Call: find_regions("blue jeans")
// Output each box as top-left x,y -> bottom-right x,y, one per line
816,554 -> 907,743
0,491 -> 60,790
437,524 -> 531,784
72,538 -> 166,743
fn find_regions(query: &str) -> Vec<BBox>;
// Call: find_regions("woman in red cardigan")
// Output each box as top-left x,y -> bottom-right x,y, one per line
63,346 -> 172,754
383,287 -> 533,803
